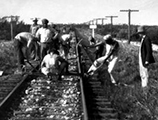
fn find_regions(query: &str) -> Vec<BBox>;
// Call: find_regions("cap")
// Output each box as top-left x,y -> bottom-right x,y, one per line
103,34 -> 112,41
42,19 -> 49,24
137,26 -> 145,33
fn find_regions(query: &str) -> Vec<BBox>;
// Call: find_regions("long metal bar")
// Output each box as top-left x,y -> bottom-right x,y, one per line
76,39 -> 88,120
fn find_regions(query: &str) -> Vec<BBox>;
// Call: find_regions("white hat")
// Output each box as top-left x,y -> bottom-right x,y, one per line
103,34 -> 112,41
137,26 -> 145,33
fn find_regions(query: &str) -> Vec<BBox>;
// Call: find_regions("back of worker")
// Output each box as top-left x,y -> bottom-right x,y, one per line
14,32 -> 38,73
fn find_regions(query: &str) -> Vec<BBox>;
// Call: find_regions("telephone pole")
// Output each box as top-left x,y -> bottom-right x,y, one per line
105,16 -> 118,35
95,18 -> 106,25
120,9 -> 139,44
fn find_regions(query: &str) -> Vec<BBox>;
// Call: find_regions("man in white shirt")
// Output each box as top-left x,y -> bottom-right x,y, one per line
36,19 -> 53,60
60,34 -> 72,60
41,49 -> 69,80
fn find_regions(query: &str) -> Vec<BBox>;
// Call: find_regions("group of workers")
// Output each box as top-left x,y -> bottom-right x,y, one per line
14,18 -> 72,80
87,26 -> 155,89
14,18 -> 155,88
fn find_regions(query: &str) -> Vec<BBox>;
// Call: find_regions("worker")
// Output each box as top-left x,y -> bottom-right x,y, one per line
60,33 -> 72,60
30,18 -> 40,61
30,18 -> 40,36
14,32 -> 39,74
41,49 -> 69,80
36,18 -> 53,61
88,36 -> 104,59
87,34 -> 121,85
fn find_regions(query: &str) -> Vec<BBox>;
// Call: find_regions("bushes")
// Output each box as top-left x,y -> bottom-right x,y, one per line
0,21 -> 30,41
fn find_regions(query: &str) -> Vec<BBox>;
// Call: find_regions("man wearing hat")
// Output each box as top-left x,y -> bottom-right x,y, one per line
30,18 -> 40,61
87,34 -> 121,85
137,26 -> 155,88
30,18 -> 40,36
36,18 -> 53,61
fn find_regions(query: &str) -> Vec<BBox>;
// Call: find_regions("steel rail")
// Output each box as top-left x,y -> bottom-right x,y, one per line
0,63 -> 39,116
76,39 -> 88,120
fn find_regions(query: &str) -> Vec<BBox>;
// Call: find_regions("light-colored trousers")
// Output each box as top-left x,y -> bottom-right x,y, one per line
139,60 -> 148,87
88,55 -> 118,84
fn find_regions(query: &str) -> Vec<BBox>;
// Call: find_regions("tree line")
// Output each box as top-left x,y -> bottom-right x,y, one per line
0,17 -> 158,45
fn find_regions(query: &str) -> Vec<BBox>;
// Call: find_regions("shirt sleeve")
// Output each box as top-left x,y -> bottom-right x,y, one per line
104,44 -> 111,58
35,29 -> 41,39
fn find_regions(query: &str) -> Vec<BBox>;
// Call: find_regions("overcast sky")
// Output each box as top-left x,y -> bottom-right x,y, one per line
0,0 -> 158,25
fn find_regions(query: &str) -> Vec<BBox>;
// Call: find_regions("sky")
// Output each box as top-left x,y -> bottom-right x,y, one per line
0,0 -> 158,25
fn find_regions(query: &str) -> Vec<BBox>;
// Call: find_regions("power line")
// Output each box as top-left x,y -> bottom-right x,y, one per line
95,18 -> 106,25
105,16 -> 118,35
120,9 -> 139,44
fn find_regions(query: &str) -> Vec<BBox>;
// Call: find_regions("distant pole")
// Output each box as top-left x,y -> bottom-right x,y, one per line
95,18 -> 106,25
120,9 -> 139,44
10,16 -> 13,41
105,16 -> 118,35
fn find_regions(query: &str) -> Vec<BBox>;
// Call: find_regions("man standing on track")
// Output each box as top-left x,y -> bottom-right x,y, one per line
137,26 -> 155,88
30,18 -> 40,36
14,32 -> 39,74
30,18 -> 40,61
36,19 -> 53,61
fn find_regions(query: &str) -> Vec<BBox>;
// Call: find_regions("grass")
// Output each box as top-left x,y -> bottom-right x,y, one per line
1,30 -> 158,119
78,27 -> 158,119
0,40 -> 17,75
97,42 -> 158,120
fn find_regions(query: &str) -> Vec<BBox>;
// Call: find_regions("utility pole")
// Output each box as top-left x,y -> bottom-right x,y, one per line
120,9 -> 139,44
10,16 -> 13,41
95,18 -> 106,25
105,16 -> 118,35
3,15 -> 19,40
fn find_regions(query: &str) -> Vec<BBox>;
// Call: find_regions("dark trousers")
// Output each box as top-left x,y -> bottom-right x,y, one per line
14,40 -> 26,70
40,43 -> 50,60
96,45 -> 104,59
58,61 -> 69,79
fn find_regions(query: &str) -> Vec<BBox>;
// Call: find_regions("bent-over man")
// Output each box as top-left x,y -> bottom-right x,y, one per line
88,34 -> 122,85
14,32 -> 39,73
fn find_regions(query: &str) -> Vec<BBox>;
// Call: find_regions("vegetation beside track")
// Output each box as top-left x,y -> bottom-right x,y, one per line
78,28 -> 158,120
1,26 -> 158,119
0,41 -> 17,76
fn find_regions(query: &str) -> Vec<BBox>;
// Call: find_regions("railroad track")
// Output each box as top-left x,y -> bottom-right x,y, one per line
0,61 -> 39,119
0,27 -> 119,120
78,32 -> 119,120
0,28 -> 87,120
